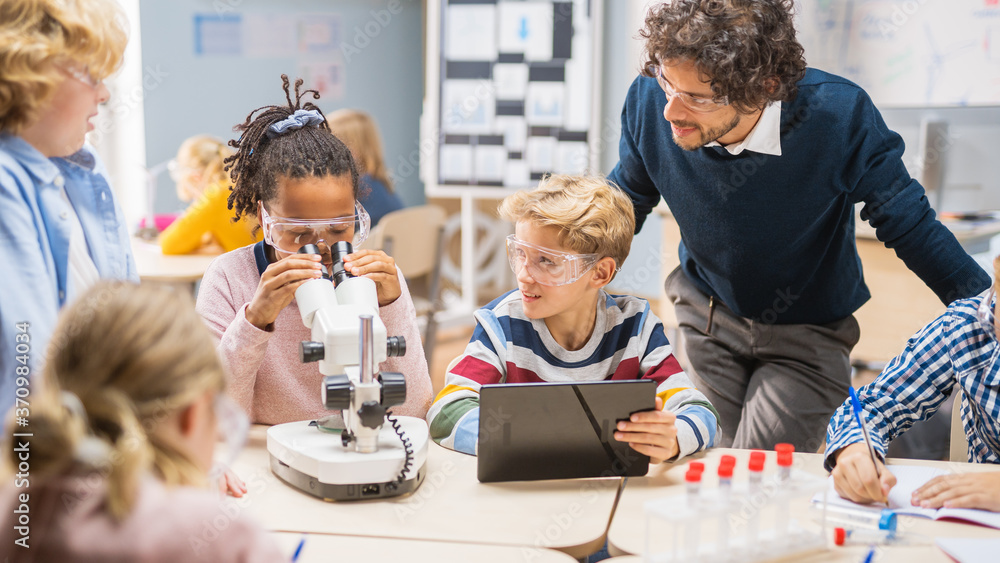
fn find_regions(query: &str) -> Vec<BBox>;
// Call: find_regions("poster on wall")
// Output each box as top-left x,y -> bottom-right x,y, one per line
427,0 -> 603,195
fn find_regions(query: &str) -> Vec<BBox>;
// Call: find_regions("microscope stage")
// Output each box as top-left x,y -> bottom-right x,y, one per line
267,417 -> 429,501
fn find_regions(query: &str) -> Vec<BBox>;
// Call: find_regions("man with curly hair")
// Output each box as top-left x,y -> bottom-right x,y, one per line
608,0 -> 990,452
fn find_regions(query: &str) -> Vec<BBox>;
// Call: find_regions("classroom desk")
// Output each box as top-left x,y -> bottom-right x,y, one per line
232,425 -> 621,560
607,448 -> 1000,561
130,237 -> 219,291
269,532 -> 579,562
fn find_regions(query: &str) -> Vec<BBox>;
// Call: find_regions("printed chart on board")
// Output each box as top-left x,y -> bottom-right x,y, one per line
795,0 -> 1000,107
429,0 -> 602,194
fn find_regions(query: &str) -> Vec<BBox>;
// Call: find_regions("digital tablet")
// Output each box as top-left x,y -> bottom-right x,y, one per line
477,379 -> 656,482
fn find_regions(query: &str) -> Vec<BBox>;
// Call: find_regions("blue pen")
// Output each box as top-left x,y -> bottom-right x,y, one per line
862,544 -> 876,563
291,534 -> 306,562
848,386 -> 882,479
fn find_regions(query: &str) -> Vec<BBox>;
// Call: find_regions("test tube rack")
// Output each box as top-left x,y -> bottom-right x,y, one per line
643,463 -> 829,562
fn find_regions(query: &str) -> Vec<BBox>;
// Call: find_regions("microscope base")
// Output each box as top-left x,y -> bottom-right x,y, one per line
266,417 -> 429,501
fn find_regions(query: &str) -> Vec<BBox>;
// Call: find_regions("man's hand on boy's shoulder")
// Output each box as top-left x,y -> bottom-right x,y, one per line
614,397 -> 679,464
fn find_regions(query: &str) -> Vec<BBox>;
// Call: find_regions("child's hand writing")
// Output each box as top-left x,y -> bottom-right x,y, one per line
831,442 -> 896,504
614,397 -> 679,464
911,471 -> 1000,511
343,250 -> 402,306
245,253 -> 324,330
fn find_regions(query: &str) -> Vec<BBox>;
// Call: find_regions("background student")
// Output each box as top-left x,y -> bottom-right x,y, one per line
159,134 -> 260,255
326,109 -> 403,226
0,0 -> 137,416
428,175 -> 718,462
608,0 -> 989,452
196,76 -> 431,425
826,256 -> 1000,510
0,282 -> 285,562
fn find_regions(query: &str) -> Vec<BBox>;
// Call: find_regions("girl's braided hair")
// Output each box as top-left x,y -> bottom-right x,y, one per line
225,74 -> 359,222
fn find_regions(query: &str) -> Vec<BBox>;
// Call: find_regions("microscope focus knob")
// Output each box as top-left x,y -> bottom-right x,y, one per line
322,374 -> 353,410
358,401 -> 387,429
378,372 -> 407,408
386,336 -> 406,357
301,341 -> 325,363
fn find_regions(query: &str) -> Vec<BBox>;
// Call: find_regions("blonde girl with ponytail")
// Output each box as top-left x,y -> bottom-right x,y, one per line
159,134 -> 262,255
0,282 -> 284,562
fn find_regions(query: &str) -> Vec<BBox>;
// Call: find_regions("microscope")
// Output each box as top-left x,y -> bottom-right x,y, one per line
267,241 -> 429,500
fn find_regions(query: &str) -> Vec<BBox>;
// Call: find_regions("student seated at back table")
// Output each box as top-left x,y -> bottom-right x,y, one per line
0,282 -> 284,562
159,134 -> 261,255
826,256 -> 1000,511
427,175 -> 719,462
326,109 -> 404,227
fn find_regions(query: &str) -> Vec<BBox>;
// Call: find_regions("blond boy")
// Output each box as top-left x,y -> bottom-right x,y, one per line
427,175 -> 718,461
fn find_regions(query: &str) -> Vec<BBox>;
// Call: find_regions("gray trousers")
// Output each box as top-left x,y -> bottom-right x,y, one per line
665,268 -> 860,452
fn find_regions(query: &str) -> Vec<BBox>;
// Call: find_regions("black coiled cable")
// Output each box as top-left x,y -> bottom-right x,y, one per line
384,412 -> 413,491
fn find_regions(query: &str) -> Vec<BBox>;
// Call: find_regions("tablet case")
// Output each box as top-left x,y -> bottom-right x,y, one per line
477,379 -> 656,482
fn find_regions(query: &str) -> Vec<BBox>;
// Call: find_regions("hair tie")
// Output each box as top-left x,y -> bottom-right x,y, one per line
60,391 -> 112,467
266,109 -> 325,138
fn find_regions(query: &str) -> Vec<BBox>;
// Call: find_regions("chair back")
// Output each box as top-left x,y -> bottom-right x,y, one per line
366,205 -> 447,279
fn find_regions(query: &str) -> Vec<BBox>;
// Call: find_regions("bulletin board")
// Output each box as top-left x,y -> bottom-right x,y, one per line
423,0 -> 604,197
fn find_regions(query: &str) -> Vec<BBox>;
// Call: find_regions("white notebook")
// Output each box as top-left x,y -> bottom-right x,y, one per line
813,465 -> 1000,529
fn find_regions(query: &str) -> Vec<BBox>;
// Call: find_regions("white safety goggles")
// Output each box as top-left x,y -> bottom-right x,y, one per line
209,394 -> 250,480
260,201 -> 370,255
506,234 -> 602,287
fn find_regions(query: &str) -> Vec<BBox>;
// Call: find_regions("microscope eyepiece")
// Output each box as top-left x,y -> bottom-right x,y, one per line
329,241 -> 354,286
297,244 -> 329,279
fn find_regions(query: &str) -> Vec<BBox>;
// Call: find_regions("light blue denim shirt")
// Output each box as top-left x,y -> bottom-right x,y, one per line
0,133 -> 137,416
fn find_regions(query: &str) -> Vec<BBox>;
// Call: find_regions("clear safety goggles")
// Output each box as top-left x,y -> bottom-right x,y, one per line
260,201 -> 370,255
209,393 -> 250,480
506,235 -> 601,287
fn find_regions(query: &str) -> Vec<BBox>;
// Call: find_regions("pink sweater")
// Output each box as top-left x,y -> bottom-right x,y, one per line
0,474 -> 284,562
196,245 -> 432,424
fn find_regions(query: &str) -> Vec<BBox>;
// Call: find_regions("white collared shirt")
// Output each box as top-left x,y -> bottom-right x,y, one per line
705,100 -> 782,156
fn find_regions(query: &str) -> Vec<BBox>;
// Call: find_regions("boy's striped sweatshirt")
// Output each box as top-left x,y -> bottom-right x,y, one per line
427,290 -> 719,457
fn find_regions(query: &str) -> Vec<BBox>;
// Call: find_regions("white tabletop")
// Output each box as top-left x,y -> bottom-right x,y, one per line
131,237 -> 219,283
232,426 -> 621,559
608,448 -> 1000,562
270,532 -> 579,563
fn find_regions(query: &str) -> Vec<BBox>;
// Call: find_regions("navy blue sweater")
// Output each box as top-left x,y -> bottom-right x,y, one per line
608,68 -> 989,325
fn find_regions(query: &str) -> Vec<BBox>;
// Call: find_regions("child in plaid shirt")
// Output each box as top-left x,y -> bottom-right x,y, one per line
825,256 -> 999,510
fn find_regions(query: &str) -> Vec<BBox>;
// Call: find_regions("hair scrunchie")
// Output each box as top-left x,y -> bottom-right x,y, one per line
61,391 -> 113,467
266,109 -> 325,139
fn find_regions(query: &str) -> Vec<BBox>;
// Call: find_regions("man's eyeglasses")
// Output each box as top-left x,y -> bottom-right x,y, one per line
647,64 -> 728,113
260,201 -> 371,254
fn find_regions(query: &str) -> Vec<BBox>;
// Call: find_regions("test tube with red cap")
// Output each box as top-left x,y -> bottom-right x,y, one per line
747,451 -> 766,545
748,450 -> 766,492
685,467 -> 702,507
717,460 -> 733,501
683,469 -> 703,557
775,443 -> 795,482
717,461 -> 734,550
774,446 -> 796,538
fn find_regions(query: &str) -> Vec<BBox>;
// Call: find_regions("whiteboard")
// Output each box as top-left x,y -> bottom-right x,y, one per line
795,0 -> 1000,107
423,0 -> 604,197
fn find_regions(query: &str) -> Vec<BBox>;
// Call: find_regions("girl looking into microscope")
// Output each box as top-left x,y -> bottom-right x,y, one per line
195,75 -> 432,425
